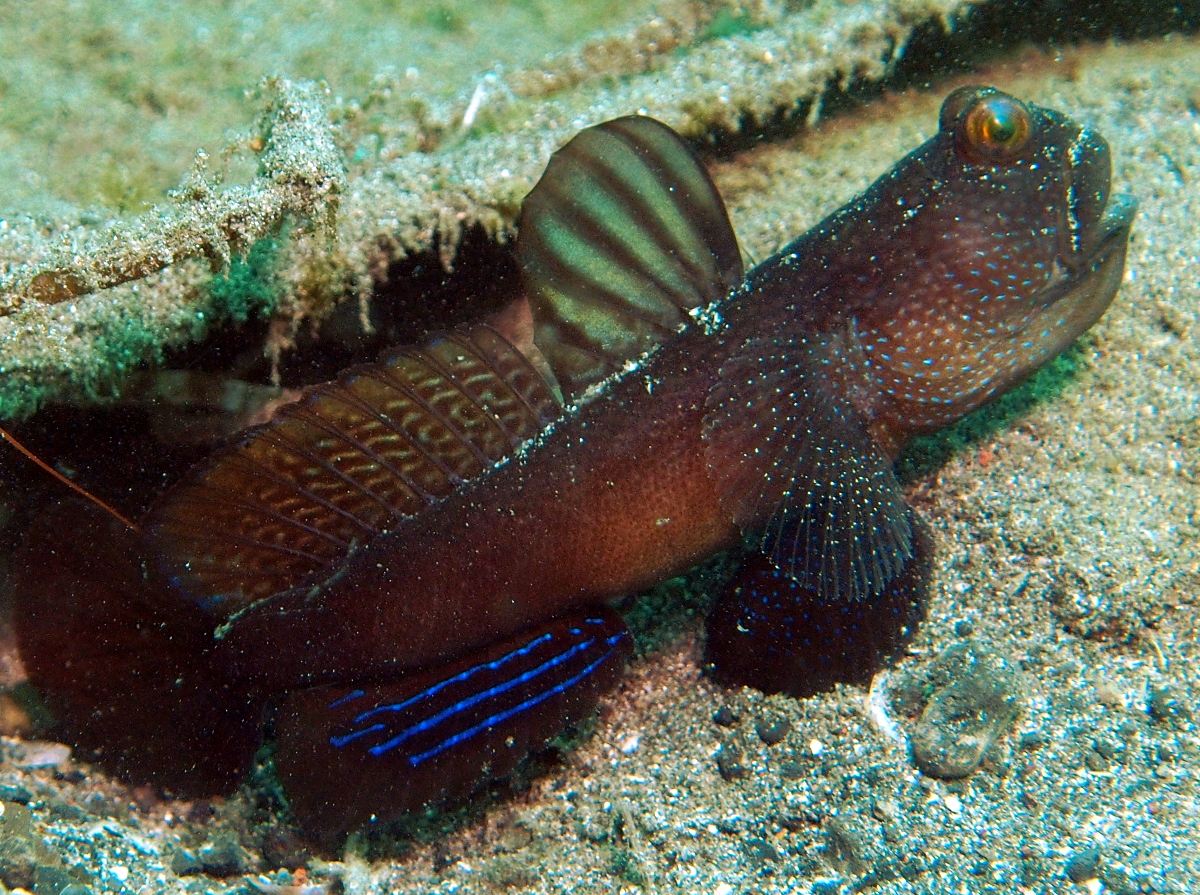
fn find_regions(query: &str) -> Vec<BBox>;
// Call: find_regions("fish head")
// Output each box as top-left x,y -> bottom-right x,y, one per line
841,86 -> 1136,438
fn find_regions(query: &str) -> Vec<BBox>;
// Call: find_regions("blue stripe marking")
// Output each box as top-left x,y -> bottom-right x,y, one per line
329,722 -> 386,748
367,636 -> 601,757
328,689 -> 366,710
405,632 -> 627,767
349,631 -> 557,727
328,618 -> 619,756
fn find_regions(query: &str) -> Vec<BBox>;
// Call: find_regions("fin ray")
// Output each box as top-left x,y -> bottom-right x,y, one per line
275,610 -> 633,842
703,332 -> 913,603
147,322 -> 562,616
519,115 -> 743,397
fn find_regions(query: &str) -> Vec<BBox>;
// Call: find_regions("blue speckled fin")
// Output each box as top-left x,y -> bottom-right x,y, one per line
706,511 -> 932,697
703,332 -> 912,604
146,318 -> 561,617
518,115 -> 744,399
274,609 -> 633,842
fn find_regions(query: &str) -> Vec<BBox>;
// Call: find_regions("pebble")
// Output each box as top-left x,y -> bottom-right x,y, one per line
1148,684 -> 1191,727
170,834 -> 254,878
755,716 -> 791,746
1065,846 -> 1102,883
716,742 -> 748,781
908,644 -> 1023,779
7,741 -> 71,769
712,706 -> 740,727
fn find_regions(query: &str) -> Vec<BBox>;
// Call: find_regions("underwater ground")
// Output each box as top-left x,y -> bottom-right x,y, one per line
1,1 -> 1199,893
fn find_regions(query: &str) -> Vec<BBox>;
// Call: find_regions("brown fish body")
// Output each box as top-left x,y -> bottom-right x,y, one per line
222,325 -> 738,689
218,86 -> 1136,695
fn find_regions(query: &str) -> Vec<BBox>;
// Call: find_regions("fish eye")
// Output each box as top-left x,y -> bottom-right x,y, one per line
957,94 -> 1033,164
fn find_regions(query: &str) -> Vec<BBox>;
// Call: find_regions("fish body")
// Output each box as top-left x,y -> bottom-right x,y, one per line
218,311 -> 735,690
213,87 -> 1134,696
13,87 -> 1135,839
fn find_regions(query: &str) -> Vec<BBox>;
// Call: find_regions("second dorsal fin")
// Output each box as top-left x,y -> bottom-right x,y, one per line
146,319 -> 562,617
517,115 -> 744,399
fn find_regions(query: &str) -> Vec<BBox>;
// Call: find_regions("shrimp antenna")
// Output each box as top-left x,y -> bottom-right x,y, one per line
0,424 -> 141,534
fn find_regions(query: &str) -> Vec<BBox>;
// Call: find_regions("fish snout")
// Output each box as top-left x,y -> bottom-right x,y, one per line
1062,123 -> 1135,270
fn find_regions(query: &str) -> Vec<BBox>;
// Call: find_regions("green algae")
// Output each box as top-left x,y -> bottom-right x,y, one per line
206,235 -> 286,325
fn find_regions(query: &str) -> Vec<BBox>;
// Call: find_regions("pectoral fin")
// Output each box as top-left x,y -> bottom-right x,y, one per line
703,333 -> 913,604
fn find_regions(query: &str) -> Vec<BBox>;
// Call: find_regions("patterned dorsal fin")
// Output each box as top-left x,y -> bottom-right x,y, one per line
146,320 -> 561,617
517,115 -> 744,399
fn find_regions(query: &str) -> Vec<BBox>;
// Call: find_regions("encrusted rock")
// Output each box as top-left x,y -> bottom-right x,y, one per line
906,643 -> 1024,779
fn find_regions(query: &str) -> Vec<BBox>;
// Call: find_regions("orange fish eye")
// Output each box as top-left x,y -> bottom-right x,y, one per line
959,95 -> 1032,163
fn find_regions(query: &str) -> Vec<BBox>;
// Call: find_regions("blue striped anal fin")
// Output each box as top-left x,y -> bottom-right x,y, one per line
145,317 -> 562,618
274,609 -> 633,841
518,115 -> 744,399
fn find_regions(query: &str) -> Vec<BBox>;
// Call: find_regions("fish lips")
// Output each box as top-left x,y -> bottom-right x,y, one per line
1060,123 -> 1136,271
1026,190 -> 1136,351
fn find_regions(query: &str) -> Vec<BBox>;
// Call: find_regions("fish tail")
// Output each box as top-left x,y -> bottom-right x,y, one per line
11,499 -> 260,793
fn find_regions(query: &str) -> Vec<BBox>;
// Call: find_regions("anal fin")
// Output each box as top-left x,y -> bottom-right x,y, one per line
274,609 -> 632,842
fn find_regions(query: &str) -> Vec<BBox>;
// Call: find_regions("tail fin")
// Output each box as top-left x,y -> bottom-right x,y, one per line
11,500 -> 260,793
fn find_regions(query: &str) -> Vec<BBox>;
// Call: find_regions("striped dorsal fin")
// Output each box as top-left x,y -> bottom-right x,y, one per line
517,115 -> 744,399
146,319 -> 561,617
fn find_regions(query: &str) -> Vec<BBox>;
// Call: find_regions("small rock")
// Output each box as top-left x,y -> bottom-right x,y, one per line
0,785 -> 31,805
1084,749 -> 1109,773
742,837 -> 781,867
1148,684 -> 1192,727
171,834 -> 253,878
716,742 -> 748,781
779,761 -> 805,780
1101,865 -> 1139,895
755,716 -> 791,746
909,644 -> 1023,779
7,740 -> 71,769
712,706 -> 740,727
823,819 -> 869,876
1094,682 -> 1125,709
1065,846 -> 1102,883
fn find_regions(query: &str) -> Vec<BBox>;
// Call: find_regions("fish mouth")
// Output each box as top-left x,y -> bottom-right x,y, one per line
1024,191 -> 1136,354
1060,191 -> 1136,319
